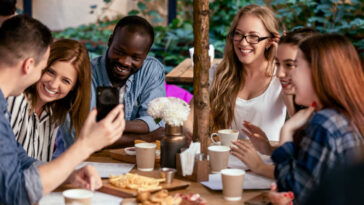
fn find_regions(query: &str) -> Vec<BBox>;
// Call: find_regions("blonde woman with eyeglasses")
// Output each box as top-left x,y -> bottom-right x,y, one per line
184,4 -> 285,143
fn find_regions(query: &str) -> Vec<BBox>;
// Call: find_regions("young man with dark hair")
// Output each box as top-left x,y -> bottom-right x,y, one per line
0,0 -> 16,26
60,15 -> 166,148
0,15 -> 125,205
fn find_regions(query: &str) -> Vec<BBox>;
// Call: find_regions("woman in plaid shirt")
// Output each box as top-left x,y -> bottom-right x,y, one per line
271,34 -> 364,204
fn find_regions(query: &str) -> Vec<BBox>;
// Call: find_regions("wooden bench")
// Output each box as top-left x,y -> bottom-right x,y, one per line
166,58 -> 222,84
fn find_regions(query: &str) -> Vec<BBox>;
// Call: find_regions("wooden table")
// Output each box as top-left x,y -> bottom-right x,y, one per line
84,149 -> 267,205
166,58 -> 222,84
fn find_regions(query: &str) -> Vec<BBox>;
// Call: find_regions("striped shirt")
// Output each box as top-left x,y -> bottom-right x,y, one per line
272,108 -> 364,204
7,94 -> 58,162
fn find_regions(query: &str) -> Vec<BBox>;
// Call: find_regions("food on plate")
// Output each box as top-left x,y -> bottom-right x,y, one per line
109,173 -> 165,192
136,189 -> 182,205
175,193 -> 207,205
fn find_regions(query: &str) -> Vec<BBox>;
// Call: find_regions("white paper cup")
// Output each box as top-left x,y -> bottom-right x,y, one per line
63,189 -> 93,205
135,143 -> 156,171
221,169 -> 245,201
208,145 -> 230,173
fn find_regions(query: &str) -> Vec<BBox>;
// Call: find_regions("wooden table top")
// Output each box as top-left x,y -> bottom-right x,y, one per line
84,149 -> 268,205
166,58 -> 222,84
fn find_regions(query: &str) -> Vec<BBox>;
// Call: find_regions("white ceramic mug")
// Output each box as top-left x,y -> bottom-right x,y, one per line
210,129 -> 239,147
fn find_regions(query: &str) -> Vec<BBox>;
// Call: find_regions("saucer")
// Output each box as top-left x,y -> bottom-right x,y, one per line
124,147 -> 136,155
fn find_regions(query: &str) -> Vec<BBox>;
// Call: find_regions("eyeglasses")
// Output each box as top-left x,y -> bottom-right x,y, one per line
229,31 -> 271,44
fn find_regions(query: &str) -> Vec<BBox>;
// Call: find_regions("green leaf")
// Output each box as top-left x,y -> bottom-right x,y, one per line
137,2 -> 146,11
128,10 -> 139,16
147,10 -> 159,17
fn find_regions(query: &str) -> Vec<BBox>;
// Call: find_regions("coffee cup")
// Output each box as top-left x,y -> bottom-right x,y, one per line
221,169 -> 245,201
135,143 -> 156,171
208,145 -> 230,173
63,189 -> 93,205
210,129 -> 239,147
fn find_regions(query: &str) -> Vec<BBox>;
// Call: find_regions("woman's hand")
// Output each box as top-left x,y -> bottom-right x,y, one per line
66,165 -> 102,191
280,105 -> 315,144
269,183 -> 295,205
269,31 -> 281,52
231,140 -> 265,174
79,104 -> 126,153
242,121 -> 273,155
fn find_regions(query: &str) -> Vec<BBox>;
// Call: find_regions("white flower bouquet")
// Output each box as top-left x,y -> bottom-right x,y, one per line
148,97 -> 191,126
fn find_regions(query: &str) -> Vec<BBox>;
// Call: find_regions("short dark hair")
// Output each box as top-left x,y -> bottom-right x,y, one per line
112,15 -> 154,49
0,0 -> 16,16
0,14 -> 53,67
279,27 -> 318,46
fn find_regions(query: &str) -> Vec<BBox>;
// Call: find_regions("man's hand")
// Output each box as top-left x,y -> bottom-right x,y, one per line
66,165 -> 102,191
79,104 -> 126,153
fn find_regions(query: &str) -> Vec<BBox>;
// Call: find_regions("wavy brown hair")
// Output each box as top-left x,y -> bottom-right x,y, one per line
209,4 -> 279,131
299,34 -> 364,137
25,39 -> 91,138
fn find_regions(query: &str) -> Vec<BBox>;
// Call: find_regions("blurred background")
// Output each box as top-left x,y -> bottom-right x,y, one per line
16,0 -> 364,92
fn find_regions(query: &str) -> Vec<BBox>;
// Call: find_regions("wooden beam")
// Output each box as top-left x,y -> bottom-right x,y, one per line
193,0 -> 210,156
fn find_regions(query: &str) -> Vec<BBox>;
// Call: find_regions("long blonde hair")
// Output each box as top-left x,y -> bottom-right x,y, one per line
210,4 -> 279,131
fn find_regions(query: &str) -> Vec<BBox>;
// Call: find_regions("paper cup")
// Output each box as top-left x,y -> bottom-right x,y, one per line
208,145 -> 230,173
63,189 -> 93,205
221,169 -> 245,201
135,143 -> 156,171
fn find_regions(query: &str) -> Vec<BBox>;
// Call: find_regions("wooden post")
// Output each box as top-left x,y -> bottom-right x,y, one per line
193,0 -> 210,156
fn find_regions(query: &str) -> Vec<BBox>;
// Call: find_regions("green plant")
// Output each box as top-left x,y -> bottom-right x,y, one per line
272,0 -> 364,55
52,18 -> 118,56
53,0 -> 364,67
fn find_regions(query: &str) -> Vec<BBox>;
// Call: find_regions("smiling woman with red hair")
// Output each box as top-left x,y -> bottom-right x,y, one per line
7,39 -> 91,161
271,33 -> 364,204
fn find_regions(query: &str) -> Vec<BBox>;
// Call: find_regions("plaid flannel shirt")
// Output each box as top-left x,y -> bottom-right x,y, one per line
272,108 -> 363,204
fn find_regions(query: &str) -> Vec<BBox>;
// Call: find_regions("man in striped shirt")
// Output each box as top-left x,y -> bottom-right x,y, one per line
0,15 -> 126,205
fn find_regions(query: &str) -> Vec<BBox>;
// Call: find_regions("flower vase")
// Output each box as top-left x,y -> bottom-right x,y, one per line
160,124 -> 187,168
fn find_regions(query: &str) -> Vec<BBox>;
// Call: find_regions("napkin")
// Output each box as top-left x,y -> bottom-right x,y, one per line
180,142 -> 200,176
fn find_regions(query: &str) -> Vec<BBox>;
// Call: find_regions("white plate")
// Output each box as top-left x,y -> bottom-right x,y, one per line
124,147 -> 136,155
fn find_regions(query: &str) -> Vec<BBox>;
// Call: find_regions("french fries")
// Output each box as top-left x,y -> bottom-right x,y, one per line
109,173 -> 165,192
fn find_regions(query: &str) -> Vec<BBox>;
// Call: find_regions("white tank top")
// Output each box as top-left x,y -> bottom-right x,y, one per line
209,64 -> 286,141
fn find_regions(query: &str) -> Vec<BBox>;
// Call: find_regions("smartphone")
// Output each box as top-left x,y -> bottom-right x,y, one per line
96,86 -> 119,121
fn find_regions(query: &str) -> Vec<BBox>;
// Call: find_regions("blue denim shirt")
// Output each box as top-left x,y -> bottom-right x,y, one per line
60,54 -> 166,148
0,89 -> 43,205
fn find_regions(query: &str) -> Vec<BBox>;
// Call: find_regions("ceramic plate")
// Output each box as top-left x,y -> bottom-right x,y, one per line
124,147 -> 136,155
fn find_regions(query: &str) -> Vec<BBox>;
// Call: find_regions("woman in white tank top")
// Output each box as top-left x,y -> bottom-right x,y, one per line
184,5 -> 285,142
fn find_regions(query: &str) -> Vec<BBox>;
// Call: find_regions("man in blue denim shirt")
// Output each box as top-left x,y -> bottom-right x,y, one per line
59,16 -> 165,149
0,15 -> 126,205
